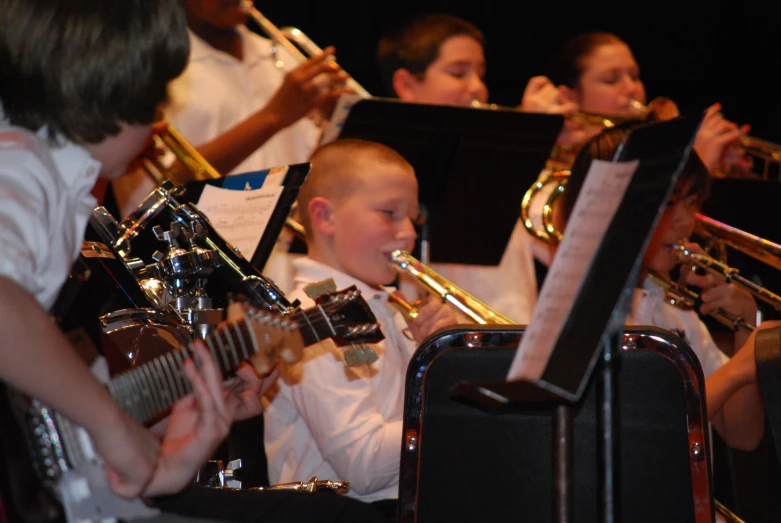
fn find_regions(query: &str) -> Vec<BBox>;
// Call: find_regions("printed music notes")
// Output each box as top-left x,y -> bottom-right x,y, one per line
196,182 -> 284,260
507,159 -> 639,382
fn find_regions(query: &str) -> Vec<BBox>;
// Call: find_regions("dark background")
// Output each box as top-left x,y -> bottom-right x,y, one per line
252,0 -> 781,142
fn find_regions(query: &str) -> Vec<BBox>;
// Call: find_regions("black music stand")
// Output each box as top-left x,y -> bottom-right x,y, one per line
306,98 -> 564,265
180,163 -> 309,270
451,116 -> 703,523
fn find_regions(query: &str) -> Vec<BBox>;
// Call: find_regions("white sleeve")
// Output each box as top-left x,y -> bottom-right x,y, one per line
0,145 -> 52,300
288,347 -> 402,496
688,314 -> 730,378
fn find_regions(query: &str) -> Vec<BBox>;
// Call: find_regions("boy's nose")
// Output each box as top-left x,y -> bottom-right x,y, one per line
622,77 -> 644,101
397,217 -> 418,246
671,205 -> 696,235
468,74 -> 488,103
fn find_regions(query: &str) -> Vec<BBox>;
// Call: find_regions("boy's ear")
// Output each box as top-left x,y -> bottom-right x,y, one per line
392,69 -> 421,102
308,197 -> 336,236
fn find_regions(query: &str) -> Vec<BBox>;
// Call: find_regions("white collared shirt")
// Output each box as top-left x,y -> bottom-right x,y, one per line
159,26 -> 320,295
264,257 -> 417,502
626,278 -> 728,378
0,125 -> 100,310
165,26 -> 320,176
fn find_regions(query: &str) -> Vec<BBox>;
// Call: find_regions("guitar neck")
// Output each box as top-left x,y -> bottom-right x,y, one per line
105,307 -> 330,426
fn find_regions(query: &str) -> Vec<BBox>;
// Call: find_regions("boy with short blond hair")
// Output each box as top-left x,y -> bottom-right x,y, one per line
264,139 -> 459,509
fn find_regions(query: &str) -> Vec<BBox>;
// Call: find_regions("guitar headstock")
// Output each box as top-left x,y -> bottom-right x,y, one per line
308,284 -> 385,347
308,284 -> 385,367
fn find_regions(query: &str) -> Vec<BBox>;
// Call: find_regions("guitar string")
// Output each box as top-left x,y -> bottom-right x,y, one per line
110,299 -> 375,423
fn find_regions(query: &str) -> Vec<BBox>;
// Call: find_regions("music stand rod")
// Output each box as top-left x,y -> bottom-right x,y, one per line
553,405 -> 574,523
419,204 -> 430,265
599,332 -> 621,523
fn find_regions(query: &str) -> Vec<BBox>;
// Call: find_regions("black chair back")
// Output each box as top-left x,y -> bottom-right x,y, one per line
399,326 -> 713,523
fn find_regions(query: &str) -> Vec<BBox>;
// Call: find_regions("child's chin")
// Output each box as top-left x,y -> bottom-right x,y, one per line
369,270 -> 397,287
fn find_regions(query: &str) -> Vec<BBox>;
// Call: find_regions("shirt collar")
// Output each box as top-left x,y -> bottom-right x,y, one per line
188,26 -> 268,67
640,276 -> 667,299
291,257 -> 389,303
0,102 -> 101,200
28,130 -> 101,215
44,135 -> 102,198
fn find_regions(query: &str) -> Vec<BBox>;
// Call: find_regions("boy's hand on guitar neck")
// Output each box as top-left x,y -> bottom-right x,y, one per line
98,299 -> 306,500
223,301 -> 282,421
145,340 -> 232,497
95,341 -> 231,498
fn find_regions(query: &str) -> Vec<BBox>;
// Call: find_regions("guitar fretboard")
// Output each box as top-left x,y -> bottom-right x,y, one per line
106,307 -> 326,426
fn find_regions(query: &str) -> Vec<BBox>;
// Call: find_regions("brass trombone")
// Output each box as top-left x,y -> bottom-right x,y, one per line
387,250 -> 516,325
521,170 -> 781,330
138,123 -> 221,185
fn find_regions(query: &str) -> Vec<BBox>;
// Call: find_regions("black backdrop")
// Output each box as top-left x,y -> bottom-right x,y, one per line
251,0 -> 781,142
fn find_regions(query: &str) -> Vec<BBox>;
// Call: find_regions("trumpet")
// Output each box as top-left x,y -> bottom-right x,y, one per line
280,216 -> 515,325
469,98 -> 648,128
673,242 -> 781,313
734,135 -> 781,180
242,1 -> 370,98
647,271 -> 755,333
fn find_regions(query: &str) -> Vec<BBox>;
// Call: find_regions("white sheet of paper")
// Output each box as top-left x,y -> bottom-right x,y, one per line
319,93 -> 364,145
507,159 -> 640,382
196,183 -> 284,260
261,166 -> 288,188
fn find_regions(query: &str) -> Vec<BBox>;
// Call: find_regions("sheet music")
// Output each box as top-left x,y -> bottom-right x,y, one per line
262,166 -> 288,187
507,159 -> 640,381
196,183 -> 284,260
319,93 -> 363,145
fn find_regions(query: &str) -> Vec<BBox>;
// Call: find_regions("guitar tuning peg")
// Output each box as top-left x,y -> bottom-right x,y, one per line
303,278 -> 338,300
152,225 -> 164,240
342,344 -> 362,367
358,343 -> 379,365
151,250 -> 165,262
345,323 -> 381,340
